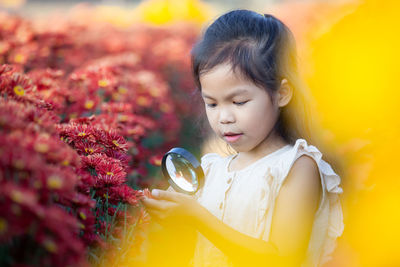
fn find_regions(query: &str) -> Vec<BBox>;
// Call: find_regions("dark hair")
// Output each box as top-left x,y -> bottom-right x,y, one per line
191,9 -> 316,147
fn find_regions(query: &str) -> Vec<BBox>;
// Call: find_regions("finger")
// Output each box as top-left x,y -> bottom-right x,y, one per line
166,186 -> 176,193
146,209 -> 177,228
146,209 -> 165,224
152,189 -> 181,202
142,198 -> 166,211
146,208 -> 163,219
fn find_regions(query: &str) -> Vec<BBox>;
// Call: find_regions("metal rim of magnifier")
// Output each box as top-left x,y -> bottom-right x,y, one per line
161,147 -> 204,195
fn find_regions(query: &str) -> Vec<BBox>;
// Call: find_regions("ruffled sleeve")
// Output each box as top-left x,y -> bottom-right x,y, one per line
194,153 -> 222,201
271,139 -> 344,267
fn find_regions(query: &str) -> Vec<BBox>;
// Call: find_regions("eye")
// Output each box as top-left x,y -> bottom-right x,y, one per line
206,103 -> 217,108
234,101 -> 248,106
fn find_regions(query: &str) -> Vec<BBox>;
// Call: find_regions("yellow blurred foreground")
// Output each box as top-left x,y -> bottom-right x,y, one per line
302,0 -> 400,266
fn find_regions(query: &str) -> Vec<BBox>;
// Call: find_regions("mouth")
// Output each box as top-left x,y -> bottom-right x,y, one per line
223,132 -> 243,143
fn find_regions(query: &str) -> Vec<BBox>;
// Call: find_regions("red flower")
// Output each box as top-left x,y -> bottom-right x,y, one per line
28,68 -> 64,91
69,115 -> 96,125
72,123 -> 96,141
74,141 -> 104,155
96,172 -> 126,188
105,149 -> 131,166
76,206 -> 97,245
0,11 -> 203,265
13,74 -> 33,95
103,130 -> 129,152
149,154 -> 163,166
109,184 -> 140,206
81,153 -> 104,170
95,160 -> 126,187
0,64 -> 13,75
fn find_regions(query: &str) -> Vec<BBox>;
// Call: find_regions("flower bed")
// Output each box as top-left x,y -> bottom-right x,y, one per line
0,9 -> 202,267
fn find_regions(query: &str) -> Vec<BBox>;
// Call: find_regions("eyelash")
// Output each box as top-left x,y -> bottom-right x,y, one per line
206,101 -> 248,108
234,101 -> 248,106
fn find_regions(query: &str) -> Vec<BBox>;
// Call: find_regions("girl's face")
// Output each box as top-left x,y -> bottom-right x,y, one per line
200,63 -> 281,153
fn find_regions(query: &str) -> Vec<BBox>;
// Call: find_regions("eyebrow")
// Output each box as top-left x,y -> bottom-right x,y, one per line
201,89 -> 249,100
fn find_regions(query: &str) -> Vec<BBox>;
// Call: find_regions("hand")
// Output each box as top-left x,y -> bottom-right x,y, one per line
142,189 -> 199,227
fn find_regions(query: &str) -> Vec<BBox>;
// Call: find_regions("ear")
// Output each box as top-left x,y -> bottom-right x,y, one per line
277,78 -> 293,107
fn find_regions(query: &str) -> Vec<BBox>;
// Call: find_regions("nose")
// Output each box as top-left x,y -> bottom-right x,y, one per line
219,107 -> 235,124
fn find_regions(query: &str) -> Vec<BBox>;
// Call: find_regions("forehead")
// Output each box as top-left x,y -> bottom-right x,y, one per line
199,63 -> 263,97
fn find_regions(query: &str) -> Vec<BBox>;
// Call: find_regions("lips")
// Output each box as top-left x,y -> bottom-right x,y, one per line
223,132 -> 241,136
223,132 -> 243,143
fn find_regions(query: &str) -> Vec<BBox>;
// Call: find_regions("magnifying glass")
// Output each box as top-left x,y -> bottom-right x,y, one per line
161,148 -> 204,195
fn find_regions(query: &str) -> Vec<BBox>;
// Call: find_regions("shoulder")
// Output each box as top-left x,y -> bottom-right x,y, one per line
270,155 -> 322,258
200,153 -> 224,166
283,155 -> 321,194
276,140 -> 323,219
278,138 -> 323,189
289,155 -> 320,181
201,152 -> 223,161
200,153 -> 224,175
270,140 -> 343,260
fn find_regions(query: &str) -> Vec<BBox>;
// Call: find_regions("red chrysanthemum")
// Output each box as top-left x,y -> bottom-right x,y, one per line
109,184 -> 141,206
0,64 -> 13,75
4,73 -> 35,97
74,140 -> 104,155
81,153 -> 104,170
103,130 -> 129,152
95,160 -> 126,187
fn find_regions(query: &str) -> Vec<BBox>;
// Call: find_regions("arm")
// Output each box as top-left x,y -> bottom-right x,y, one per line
269,155 -> 322,265
143,190 -> 280,265
193,200 -> 282,265
143,155 -> 321,265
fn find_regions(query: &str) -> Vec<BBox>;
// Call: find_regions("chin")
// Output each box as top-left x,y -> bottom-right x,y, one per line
229,144 -> 250,153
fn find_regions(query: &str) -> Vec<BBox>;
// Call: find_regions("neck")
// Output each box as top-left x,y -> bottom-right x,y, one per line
236,132 -> 288,163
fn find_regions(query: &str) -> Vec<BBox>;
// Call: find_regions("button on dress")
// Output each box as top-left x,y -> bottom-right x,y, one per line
191,138 -> 344,267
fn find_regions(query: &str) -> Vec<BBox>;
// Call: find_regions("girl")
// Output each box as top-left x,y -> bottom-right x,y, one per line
143,9 -> 344,267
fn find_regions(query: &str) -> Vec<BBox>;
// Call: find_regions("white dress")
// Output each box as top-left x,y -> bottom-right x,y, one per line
191,138 -> 344,267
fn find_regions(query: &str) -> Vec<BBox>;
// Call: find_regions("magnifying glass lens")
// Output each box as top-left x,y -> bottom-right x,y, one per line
165,154 -> 198,193
162,147 -> 204,195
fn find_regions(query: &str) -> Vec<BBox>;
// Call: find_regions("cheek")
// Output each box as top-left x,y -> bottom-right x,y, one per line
243,102 -> 277,131
205,109 -> 218,129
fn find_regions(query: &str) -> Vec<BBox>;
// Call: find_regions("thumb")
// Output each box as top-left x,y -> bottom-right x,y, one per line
151,189 -> 179,202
